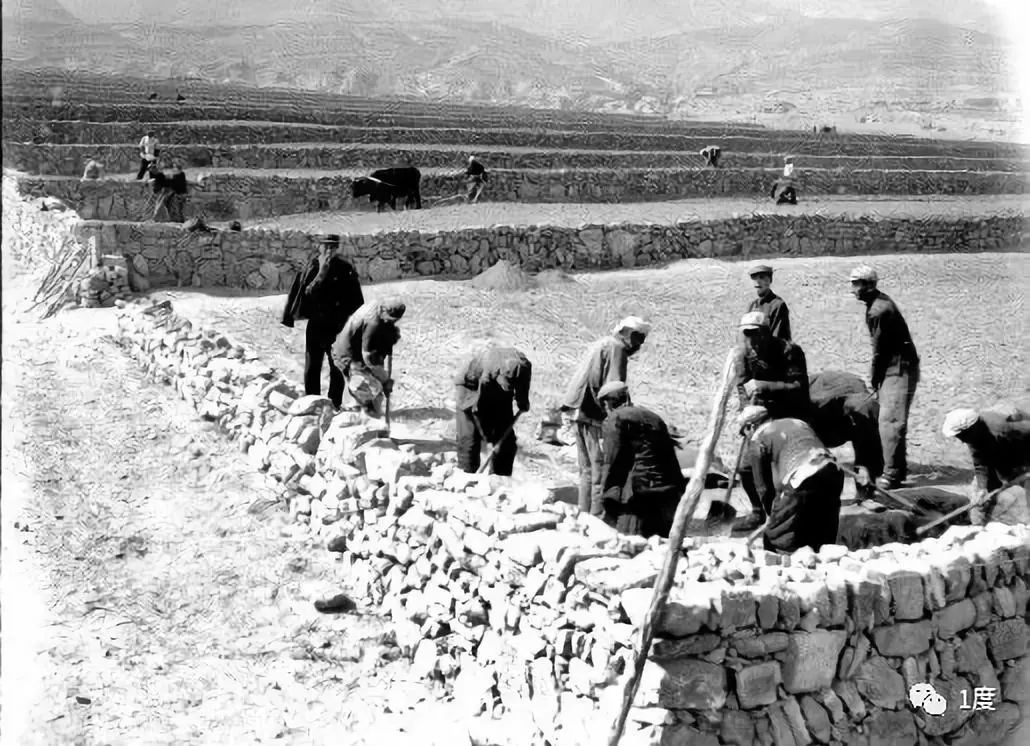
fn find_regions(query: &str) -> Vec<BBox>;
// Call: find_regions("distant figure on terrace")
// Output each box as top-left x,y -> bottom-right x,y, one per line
771,156 -> 797,205
136,131 -> 160,180
81,158 -> 104,181
148,92 -> 158,101
699,145 -> 722,168
176,90 -> 186,103
782,156 -> 795,179
148,159 -> 188,223
465,155 -> 488,203
351,167 -> 422,213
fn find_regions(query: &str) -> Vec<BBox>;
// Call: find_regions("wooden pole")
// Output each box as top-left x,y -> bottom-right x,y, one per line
384,354 -> 393,436
915,472 -> 1030,537
476,411 -> 523,474
607,348 -> 739,746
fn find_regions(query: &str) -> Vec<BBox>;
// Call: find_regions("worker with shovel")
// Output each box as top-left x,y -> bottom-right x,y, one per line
454,345 -> 532,476
730,311 -> 810,532
942,406 -> 1030,525
331,299 -> 405,417
597,382 -> 686,538
737,405 -> 844,553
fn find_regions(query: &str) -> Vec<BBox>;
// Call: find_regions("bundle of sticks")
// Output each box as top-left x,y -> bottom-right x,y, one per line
29,238 -> 91,319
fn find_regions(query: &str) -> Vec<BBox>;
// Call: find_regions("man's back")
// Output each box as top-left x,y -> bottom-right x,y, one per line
751,418 -> 826,487
975,412 -> 1030,483
455,346 -> 531,410
604,405 -> 684,491
333,302 -> 393,369
865,290 -> 919,372
563,335 -> 628,423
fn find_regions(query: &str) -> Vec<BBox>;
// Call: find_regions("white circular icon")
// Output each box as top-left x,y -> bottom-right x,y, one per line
909,683 -> 947,715
922,692 -> 948,716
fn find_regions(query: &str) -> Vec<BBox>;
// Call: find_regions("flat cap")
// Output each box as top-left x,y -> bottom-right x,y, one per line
597,381 -> 629,401
748,263 -> 774,276
613,316 -> 652,336
942,408 -> 979,438
849,265 -> 878,283
739,311 -> 769,330
737,405 -> 770,430
382,300 -> 406,320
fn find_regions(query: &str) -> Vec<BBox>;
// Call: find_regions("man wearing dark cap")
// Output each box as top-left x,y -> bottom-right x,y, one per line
746,264 -> 792,341
737,405 -> 844,553
733,311 -> 810,532
454,346 -> 532,476
282,239 -> 364,409
562,316 -> 652,516
850,265 -> 920,490
942,405 -> 1030,525
331,299 -> 406,417
597,381 -> 686,538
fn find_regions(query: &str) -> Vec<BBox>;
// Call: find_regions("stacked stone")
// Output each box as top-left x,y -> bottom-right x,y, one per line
114,298 -> 1030,746
76,255 -> 132,308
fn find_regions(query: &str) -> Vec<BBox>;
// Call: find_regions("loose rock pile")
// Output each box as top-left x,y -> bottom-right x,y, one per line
115,298 -> 1029,746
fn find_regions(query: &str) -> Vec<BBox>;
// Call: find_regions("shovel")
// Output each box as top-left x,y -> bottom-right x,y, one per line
476,411 -> 523,474
703,433 -> 746,535
915,472 -> 1030,536
383,353 -> 393,437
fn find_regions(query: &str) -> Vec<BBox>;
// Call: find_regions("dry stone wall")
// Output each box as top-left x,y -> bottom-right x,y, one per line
13,168 -> 1028,222
8,119 -> 1027,159
113,297 -> 1030,746
6,143 -> 1027,177
75,213 -> 1027,291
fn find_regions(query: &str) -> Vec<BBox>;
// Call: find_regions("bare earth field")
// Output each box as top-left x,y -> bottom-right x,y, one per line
156,251 -> 1030,486
242,195 -> 1030,234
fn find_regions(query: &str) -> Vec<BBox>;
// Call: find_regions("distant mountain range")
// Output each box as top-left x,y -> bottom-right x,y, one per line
2,0 -> 1023,138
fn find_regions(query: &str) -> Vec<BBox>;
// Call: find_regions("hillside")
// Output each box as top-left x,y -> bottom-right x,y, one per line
2,0 -> 1023,138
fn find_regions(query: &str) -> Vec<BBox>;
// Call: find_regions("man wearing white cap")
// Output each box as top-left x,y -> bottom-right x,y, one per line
562,316 -> 652,516
942,405 -> 1030,525
850,266 -> 920,490
737,405 -> 844,552
746,263 -> 792,341
596,381 -> 686,538
733,310 -> 810,532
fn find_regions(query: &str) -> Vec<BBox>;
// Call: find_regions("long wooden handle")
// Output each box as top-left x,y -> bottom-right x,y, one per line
915,472 -> 1030,536
608,348 -> 739,746
476,411 -> 523,474
384,354 -> 393,433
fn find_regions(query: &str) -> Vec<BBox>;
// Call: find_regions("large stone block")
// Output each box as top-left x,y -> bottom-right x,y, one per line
622,586 -> 711,637
872,621 -> 932,656
863,710 -> 917,746
986,618 -> 1027,661
636,658 -> 727,710
853,655 -> 905,709
886,570 -> 924,621
720,711 -> 755,746
735,661 -> 782,709
781,630 -> 847,694
935,599 -> 977,639
798,695 -> 831,744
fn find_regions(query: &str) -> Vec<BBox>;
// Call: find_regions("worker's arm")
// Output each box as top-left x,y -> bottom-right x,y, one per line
867,307 -> 891,391
301,256 -> 325,297
768,302 -> 792,341
734,348 -> 752,409
514,358 -> 532,413
360,319 -> 392,381
751,344 -> 809,396
967,442 -> 1000,493
600,417 -> 634,505
605,341 -> 629,385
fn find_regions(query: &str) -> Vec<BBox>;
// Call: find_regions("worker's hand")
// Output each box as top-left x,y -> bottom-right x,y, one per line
854,466 -> 871,487
742,379 -> 762,398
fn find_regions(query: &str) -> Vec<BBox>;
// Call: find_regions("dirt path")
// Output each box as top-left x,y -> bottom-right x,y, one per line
0,280 -> 473,745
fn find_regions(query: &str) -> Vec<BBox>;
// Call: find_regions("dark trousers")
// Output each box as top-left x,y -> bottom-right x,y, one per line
764,462 -> 844,553
304,320 -> 344,408
878,364 -> 919,483
575,421 -> 604,515
466,176 -> 484,203
136,152 -> 159,179
456,406 -> 517,476
607,484 -> 683,539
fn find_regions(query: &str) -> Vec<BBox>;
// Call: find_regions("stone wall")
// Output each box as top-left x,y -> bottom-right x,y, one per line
7,119 -> 1027,159
73,213 -> 1027,291
6,142 -> 1026,177
113,297 -> 1030,746
14,167 -> 1028,223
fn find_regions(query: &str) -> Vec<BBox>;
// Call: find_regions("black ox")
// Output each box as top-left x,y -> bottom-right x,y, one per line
351,167 -> 422,213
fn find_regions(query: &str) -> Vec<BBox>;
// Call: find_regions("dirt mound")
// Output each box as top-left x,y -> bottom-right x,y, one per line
534,269 -> 579,287
468,260 -> 535,291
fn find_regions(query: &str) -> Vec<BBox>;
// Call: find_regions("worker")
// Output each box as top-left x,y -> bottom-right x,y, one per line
782,156 -> 795,179
465,155 -> 488,203
282,238 -> 365,409
454,346 -> 532,476
737,405 -> 844,553
699,145 -> 722,168
330,299 -> 405,417
733,311 -> 810,532
561,316 -> 652,516
850,265 -> 920,490
745,263 -> 792,341
807,370 -> 883,496
942,406 -> 1030,525
597,382 -> 686,538
149,160 -> 189,222
136,130 -> 160,180
81,158 -> 104,181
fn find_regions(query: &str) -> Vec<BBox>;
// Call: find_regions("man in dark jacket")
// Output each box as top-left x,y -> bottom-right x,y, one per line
282,241 -> 364,408
466,155 -> 488,203
808,370 -> 883,495
738,405 -> 844,553
561,316 -> 651,516
942,405 -> 1030,525
699,145 -> 722,168
733,311 -> 810,531
850,265 -> 920,489
331,299 -> 405,416
454,346 -> 532,476
745,264 -> 792,341
598,382 -> 686,538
